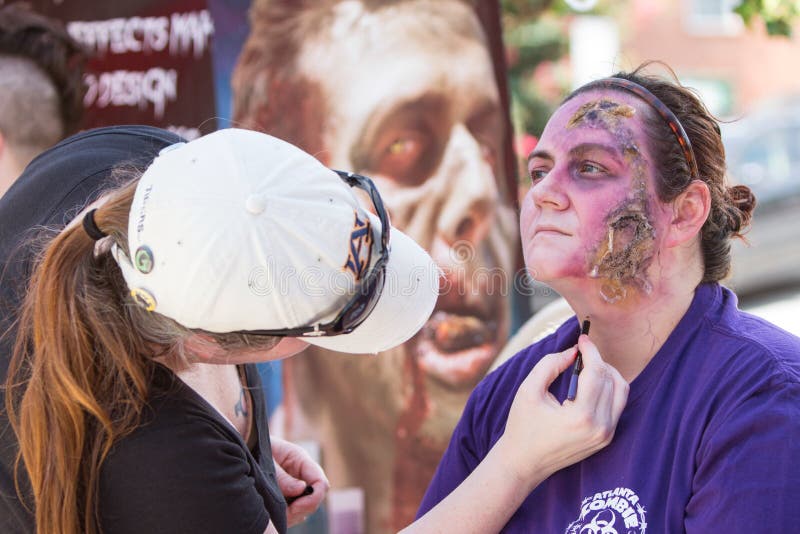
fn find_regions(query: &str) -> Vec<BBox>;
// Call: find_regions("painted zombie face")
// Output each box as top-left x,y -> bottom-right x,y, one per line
521,89 -> 673,303
282,2 -> 517,531
297,1 -> 515,389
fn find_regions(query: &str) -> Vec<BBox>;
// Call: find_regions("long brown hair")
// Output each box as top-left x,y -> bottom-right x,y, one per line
6,178 -> 154,534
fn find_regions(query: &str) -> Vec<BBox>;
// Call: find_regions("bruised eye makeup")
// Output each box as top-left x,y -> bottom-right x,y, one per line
566,98 -> 658,303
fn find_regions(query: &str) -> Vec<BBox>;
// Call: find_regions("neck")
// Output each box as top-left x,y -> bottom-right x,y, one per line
163,359 -> 252,440
558,256 -> 703,382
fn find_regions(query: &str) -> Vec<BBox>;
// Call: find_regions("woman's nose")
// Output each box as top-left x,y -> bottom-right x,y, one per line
530,167 -> 569,210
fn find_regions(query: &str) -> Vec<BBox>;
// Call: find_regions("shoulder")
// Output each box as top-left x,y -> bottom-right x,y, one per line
99,376 -> 272,534
691,286 -> 800,442
707,286 -> 800,388
101,384 -> 251,494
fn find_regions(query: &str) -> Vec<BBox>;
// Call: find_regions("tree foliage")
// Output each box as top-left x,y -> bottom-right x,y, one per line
735,0 -> 800,37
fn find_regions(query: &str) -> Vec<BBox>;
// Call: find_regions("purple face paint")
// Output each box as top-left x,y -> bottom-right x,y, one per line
568,99 -> 657,303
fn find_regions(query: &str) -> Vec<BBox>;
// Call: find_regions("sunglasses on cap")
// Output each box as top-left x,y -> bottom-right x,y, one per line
243,170 -> 390,338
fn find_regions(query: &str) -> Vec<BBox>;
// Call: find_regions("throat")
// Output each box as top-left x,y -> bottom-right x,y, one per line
173,363 -> 253,441
572,285 -> 696,383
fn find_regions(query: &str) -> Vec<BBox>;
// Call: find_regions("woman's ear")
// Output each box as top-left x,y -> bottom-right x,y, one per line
184,333 -> 226,362
665,180 -> 711,247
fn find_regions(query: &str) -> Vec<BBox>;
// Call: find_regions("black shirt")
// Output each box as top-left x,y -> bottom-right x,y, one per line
99,363 -> 287,534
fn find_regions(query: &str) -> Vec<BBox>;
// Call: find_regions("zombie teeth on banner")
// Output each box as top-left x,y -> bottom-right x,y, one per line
565,487 -> 647,534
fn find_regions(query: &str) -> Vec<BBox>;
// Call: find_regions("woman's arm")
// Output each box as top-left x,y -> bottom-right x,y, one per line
403,335 -> 628,533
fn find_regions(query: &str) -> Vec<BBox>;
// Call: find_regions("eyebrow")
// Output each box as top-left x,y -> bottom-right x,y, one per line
527,142 -> 624,165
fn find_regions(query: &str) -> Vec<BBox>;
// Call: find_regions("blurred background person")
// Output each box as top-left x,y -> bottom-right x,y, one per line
232,1 -> 521,531
0,2 -> 86,198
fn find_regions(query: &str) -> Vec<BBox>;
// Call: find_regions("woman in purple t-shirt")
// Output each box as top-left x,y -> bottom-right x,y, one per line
418,64 -> 800,532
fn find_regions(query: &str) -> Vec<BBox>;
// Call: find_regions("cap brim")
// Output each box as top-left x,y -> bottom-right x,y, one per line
304,225 -> 440,354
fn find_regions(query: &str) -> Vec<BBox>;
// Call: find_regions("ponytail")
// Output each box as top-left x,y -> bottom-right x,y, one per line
6,179 -> 155,534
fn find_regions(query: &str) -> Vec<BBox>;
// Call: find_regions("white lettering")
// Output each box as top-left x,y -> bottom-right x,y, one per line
588,499 -> 605,511
67,11 -> 211,57
169,10 -> 214,58
604,496 -> 620,511
83,68 -> 177,119
621,505 -> 634,517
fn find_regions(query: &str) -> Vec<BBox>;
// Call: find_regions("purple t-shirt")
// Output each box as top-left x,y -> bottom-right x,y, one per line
417,283 -> 800,533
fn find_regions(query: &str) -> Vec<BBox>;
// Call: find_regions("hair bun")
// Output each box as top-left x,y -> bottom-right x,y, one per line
726,184 -> 756,235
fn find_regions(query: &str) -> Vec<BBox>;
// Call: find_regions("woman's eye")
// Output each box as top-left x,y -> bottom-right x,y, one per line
579,162 -> 605,175
529,168 -> 548,182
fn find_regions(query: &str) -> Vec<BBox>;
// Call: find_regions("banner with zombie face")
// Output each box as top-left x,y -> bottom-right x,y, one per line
229,2 -> 521,532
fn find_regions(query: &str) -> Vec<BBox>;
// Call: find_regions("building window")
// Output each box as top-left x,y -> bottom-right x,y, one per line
680,76 -> 734,117
684,0 -> 744,36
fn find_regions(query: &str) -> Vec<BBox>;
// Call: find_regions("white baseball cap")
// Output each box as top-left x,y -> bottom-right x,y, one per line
112,128 -> 440,354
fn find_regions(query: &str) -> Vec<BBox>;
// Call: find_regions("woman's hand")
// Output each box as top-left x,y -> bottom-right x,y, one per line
271,437 -> 329,526
497,335 -> 629,489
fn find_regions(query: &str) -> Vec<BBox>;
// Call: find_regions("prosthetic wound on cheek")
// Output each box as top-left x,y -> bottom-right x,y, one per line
589,196 -> 656,303
568,99 -> 657,304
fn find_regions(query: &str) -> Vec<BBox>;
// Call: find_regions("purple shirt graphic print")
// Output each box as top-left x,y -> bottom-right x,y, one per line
566,487 -> 647,533
417,283 -> 800,533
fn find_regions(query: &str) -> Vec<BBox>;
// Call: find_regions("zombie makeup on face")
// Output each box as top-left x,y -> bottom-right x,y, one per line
568,98 -> 657,303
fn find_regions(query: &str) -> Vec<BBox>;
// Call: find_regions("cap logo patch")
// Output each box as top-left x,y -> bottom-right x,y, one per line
134,246 -> 154,274
343,211 -> 373,281
130,287 -> 157,312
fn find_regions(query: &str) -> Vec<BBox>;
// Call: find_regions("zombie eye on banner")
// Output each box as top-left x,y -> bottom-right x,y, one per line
26,1 -> 523,533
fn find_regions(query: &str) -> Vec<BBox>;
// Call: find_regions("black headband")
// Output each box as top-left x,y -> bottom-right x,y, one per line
579,77 -> 700,181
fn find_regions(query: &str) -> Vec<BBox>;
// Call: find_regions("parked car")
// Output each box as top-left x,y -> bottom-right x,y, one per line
722,95 -> 800,297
